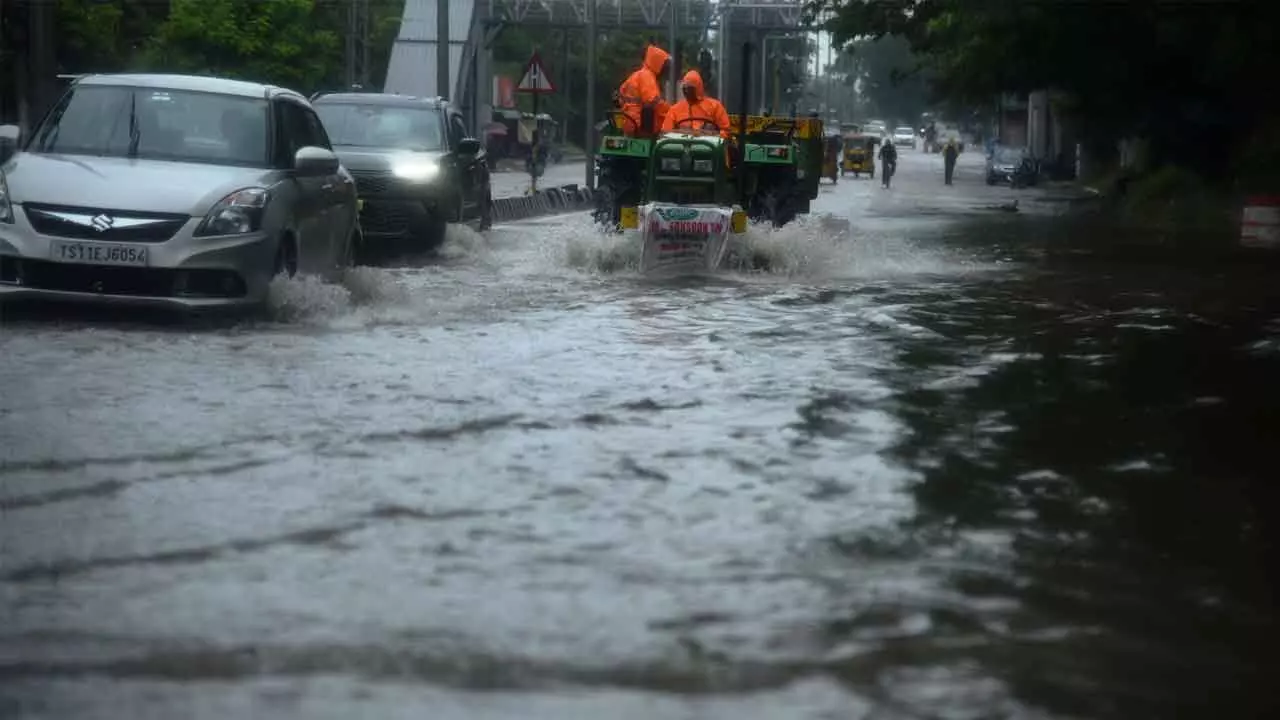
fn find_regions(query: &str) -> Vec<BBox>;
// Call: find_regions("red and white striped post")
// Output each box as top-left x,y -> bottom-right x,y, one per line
1241,195 -> 1280,249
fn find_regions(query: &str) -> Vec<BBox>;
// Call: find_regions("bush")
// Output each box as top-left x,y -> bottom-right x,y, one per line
1120,164 -> 1234,234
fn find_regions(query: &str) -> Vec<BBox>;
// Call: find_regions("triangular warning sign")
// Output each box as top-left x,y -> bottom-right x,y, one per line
516,52 -> 555,94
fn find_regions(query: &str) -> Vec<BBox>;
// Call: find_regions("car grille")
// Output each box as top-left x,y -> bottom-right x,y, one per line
360,200 -> 414,234
349,170 -> 397,197
22,203 -> 189,243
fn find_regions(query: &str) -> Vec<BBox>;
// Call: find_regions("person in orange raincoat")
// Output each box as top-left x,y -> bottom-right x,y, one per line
616,44 -> 671,136
661,69 -> 731,138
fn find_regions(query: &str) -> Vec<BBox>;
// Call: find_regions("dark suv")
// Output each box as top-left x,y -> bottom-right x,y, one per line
311,93 -> 491,253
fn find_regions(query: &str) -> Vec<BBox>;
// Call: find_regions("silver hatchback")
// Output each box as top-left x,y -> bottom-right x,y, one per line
0,74 -> 360,309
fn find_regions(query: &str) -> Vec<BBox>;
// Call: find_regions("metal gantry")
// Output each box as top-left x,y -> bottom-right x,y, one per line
487,0 -> 804,31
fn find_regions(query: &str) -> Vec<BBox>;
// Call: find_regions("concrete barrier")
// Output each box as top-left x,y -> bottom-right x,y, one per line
491,183 -> 597,225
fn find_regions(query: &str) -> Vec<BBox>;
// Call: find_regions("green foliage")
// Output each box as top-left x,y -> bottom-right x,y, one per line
143,0 -> 343,92
847,35 -> 929,122
813,0 -> 1280,177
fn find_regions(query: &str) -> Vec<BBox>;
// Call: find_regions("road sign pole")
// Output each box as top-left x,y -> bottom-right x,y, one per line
515,50 -> 556,195
530,85 -> 539,193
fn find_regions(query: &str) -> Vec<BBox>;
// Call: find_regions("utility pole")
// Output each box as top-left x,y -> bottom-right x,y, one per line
716,5 -> 727,100
344,0 -> 370,89
585,0 -> 596,190
436,0 -> 450,99
667,0 -> 678,101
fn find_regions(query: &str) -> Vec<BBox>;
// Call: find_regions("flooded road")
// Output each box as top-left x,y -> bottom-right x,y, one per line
2,150 -> 1278,719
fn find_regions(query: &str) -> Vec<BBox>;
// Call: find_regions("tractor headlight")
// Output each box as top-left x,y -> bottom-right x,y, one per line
660,157 -> 680,172
692,159 -> 713,173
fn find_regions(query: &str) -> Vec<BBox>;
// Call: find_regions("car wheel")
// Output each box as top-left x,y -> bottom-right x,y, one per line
343,226 -> 363,268
274,235 -> 298,278
479,188 -> 493,230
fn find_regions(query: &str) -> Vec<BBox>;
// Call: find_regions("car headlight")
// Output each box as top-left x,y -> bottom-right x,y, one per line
393,161 -> 440,181
195,187 -> 269,237
0,172 -> 12,224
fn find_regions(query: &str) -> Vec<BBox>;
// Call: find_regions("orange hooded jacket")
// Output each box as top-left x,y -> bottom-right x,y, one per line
617,44 -> 671,136
662,70 -> 731,139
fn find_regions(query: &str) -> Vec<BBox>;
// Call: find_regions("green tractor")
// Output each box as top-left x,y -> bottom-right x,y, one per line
592,43 -> 822,271
594,114 -> 748,274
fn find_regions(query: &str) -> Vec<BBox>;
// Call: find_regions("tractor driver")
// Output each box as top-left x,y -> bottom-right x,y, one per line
661,70 -> 730,139
617,44 -> 672,137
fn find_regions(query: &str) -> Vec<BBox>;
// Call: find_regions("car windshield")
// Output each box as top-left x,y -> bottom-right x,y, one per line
895,127 -> 913,135
995,147 -> 1025,163
315,104 -> 444,151
28,85 -> 269,167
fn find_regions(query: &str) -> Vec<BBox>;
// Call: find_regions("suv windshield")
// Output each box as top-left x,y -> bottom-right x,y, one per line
995,147 -> 1025,163
895,127 -> 913,134
29,85 -> 269,167
314,104 -> 445,151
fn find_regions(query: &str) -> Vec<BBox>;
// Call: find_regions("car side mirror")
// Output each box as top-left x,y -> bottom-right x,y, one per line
457,137 -> 481,155
294,146 -> 339,176
0,124 -> 21,164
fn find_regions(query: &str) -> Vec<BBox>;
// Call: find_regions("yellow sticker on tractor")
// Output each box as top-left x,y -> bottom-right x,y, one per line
620,206 -> 639,229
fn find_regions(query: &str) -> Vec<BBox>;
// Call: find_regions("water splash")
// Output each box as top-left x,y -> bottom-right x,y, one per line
437,223 -> 493,262
549,211 -> 989,281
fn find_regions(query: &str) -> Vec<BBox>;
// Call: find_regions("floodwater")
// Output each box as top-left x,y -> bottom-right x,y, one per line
2,151 -> 1277,720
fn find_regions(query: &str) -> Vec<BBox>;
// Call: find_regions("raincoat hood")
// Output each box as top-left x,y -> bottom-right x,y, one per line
643,45 -> 671,76
680,70 -> 705,100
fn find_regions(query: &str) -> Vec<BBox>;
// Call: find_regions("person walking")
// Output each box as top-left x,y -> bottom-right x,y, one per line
943,139 -> 959,185
878,140 -> 897,189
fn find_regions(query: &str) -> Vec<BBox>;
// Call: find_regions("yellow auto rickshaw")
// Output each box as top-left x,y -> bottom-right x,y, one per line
841,133 -> 879,179
822,132 -> 841,184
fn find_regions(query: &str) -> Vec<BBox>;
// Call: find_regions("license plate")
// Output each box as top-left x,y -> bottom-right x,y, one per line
51,241 -> 149,267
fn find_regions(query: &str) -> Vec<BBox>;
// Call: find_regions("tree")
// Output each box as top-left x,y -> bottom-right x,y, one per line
812,0 -> 1280,178
143,0 -> 343,92
847,34 -> 929,123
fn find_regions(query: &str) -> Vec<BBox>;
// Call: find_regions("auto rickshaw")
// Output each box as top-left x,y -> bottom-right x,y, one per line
821,131 -> 841,184
841,133 -> 879,179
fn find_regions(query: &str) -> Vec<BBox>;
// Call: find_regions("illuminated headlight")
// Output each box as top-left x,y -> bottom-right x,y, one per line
604,137 -> 628,150
660,157 -> 680,172
692,159 -> 713,173
196,187 -> 269,236
393,161 -> 440,181
0,171 -> 12,224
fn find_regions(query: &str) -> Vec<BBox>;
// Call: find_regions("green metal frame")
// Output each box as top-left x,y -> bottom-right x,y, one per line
647,132 -> 735,206
598,135 -> 652,159
594,111 -> 828,221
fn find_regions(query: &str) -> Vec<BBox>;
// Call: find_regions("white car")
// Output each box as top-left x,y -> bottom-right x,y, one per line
893,126 -> 916,147
0,74 -> 359,310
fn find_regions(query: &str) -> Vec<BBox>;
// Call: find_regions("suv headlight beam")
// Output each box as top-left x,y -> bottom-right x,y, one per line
392,161 -> 440,182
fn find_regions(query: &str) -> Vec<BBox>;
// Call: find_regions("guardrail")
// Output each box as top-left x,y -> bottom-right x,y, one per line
491,184 -> 596,224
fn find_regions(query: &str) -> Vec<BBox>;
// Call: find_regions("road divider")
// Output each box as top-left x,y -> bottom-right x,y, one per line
491,184 -> 596,224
